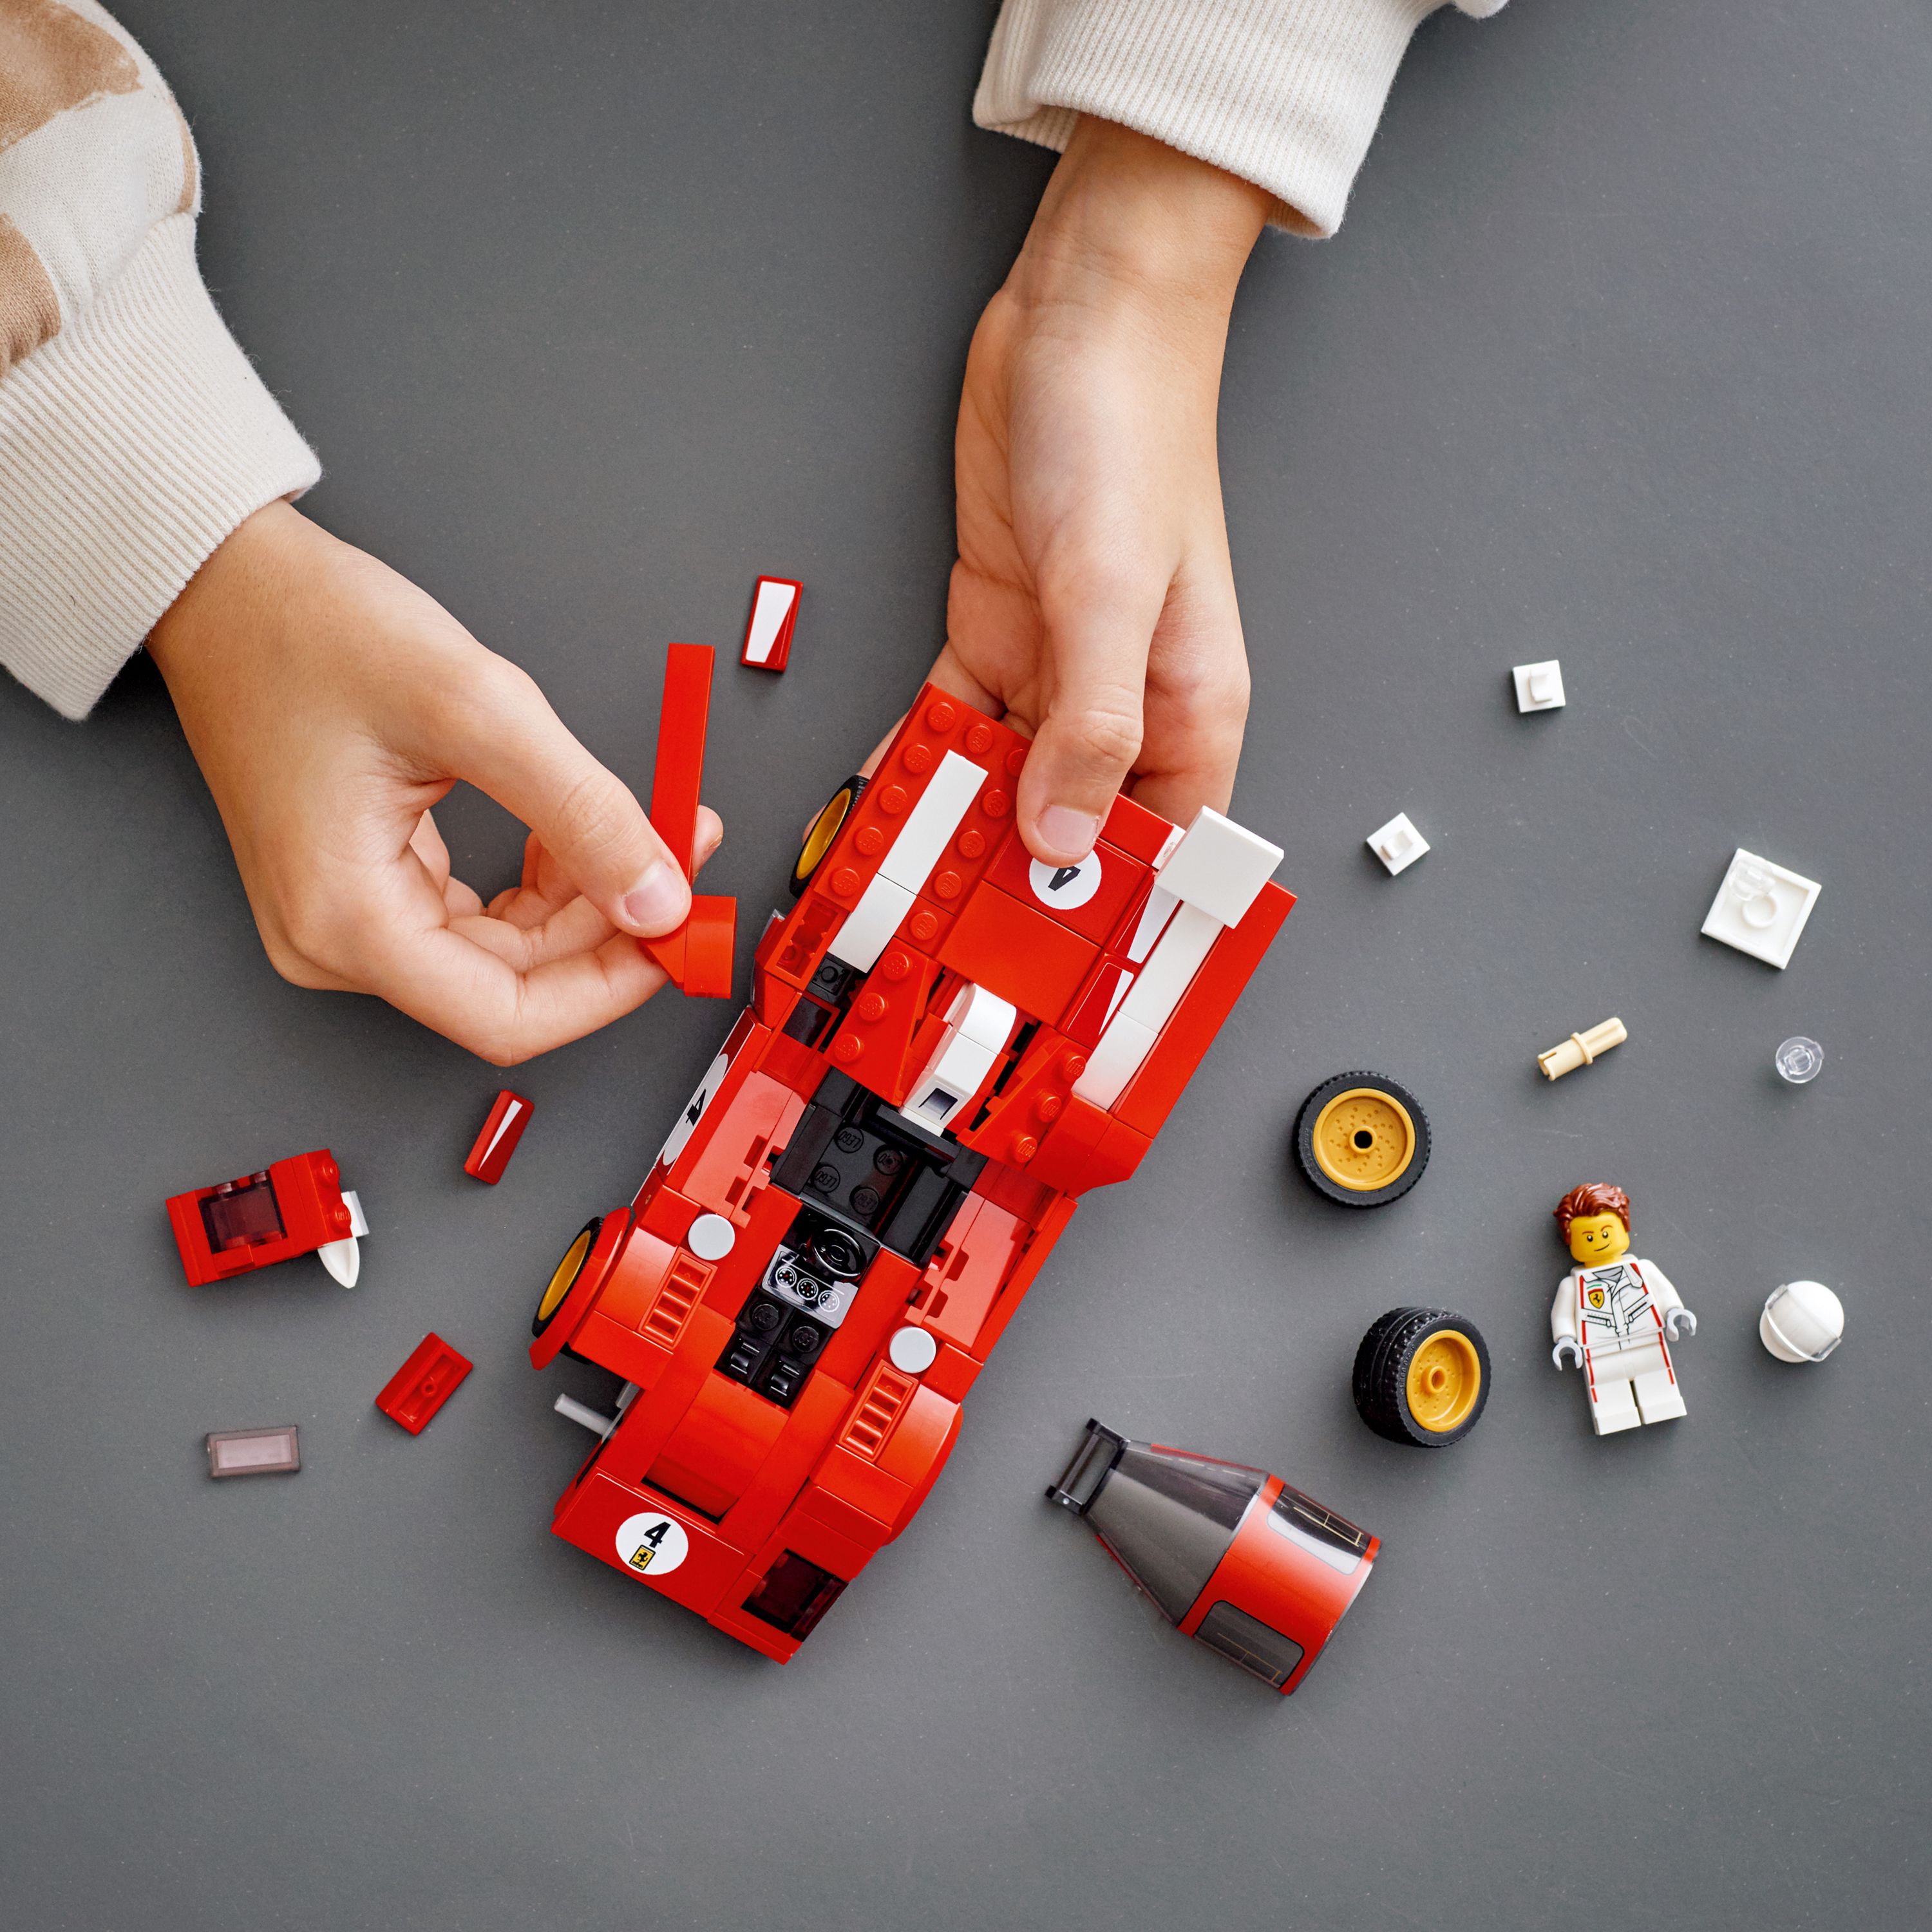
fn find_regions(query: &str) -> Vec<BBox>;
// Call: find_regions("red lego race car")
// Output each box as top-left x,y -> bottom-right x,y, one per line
529,676 -> 1294,1662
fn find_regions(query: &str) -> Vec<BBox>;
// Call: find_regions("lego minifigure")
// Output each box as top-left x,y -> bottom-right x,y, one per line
1550,1184 -> 1696,1434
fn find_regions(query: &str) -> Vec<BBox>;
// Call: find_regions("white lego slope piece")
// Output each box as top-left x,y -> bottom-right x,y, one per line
826,873 -> 916,972
1155,807 -> 1284,927
1512,659 -> 1566,712
743,579 -> 798,665
1368,813 -> 1428,875
1700,848 -> 1821,969
1071,904 -> 1222,1110
900,983 -> 1018,1133
1124,884 -> 1178,963
877,751 -> 989,895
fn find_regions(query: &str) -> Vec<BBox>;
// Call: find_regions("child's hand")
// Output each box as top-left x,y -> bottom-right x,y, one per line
934,117 -> 1271,864
148,501 -> 718,1064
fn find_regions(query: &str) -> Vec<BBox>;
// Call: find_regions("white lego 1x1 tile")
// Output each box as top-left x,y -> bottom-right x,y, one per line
827,873 -> 916,972
1153,807 -> 1283,927
1512,659 -> 1566,712
876,750 -> 989,896
1700,848 -> 1821,969
1367,812 -> 1429,875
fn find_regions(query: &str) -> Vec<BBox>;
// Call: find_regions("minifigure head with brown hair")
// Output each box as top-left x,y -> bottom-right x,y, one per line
1555,1184 -> 1632,1267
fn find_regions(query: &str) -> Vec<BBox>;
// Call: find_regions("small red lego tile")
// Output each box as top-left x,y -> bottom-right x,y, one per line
1102,791 -> 1179,866
936,884 -> 1098,1026
986,834 -> 1150,946
463,1090 -> 533,1184
375,1332 -> 473,1435
1115,880 -> 1296,1138
741,576 -> 802,671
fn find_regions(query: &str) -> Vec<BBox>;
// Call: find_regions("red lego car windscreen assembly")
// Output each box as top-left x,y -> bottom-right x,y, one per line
529,681 -> 1298,1666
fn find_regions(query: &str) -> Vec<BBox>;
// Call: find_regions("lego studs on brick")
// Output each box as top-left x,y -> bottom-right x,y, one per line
1046,1419 -> 1378,1696
1760,1282 -> 1844,1363
1294,1072 -> 1430,1208
1353,1309 -> 1491,1447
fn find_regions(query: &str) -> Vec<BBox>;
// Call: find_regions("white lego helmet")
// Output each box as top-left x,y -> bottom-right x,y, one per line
1759,1281 -> 1844,1363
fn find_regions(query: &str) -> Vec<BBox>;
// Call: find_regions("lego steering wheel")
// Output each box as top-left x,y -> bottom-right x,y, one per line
1293,1070 -> 1431,1208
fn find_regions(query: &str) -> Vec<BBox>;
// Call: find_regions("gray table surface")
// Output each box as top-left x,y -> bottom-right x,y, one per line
5,5 -> 1928,1927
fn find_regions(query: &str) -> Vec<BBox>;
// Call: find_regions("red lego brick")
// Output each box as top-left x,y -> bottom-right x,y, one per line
462,1090 -> 532,1184
1115,880 -> 1296,1139
1024,1093 -> 1128,1196
827,945 -> 942,1104
650,641 -> 712,878
967,1193 -> 1078,1358
960,1030 -> 1088,1170
741,575 -> 802,671
647,1375 -> 792,1520
1103,791 -> 1180,866
936,884 -> 1098,1025
987,833 -> 1151,946
718,1374 -> 857,1558
375,1333 -> 473,1435
915,1195 -> 1030,1352
166,1149 -> 357,1287
902,895 -> 956,954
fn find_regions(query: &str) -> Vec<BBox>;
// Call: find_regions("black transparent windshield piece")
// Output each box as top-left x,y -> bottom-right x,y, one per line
200,1173 -> 284,1253
743,1551 -> 847,1640
1272,1483 -> 1372,1558
1195,1601 -> 1305,1690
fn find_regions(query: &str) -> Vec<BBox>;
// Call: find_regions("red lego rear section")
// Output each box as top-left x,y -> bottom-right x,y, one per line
531,684 -> 1294,1660
167,1150 -> 355,1286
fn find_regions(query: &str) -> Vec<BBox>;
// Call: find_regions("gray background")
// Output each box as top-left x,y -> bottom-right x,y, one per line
3,3 -> 1927,1927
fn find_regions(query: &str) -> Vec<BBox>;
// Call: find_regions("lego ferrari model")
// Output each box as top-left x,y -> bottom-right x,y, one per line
529,652 -> 1294,1661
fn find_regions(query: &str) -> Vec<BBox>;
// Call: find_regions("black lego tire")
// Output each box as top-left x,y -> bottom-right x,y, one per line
790,775 -> 867,898
1352,1306 -> 1491,1448
1293,1070 -> 1431,1209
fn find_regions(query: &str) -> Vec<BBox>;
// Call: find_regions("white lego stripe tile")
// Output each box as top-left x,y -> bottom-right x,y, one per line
1124,885 -> 1178,963
949,981 -> 1018,1050
1112,903 -> 1220,1037
1072,1012 -> 1159,1111
899,984 -> 1016,1133
743,580 -> 797,665
826,873 -> 916,972
1153,807 -> 1283,927
876,751 -> 989,895
478,1101 -> 523,1168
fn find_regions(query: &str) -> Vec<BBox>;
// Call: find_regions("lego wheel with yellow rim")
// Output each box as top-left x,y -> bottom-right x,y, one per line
1353,1307 -> 1491,1448
790,775 -> 867,898
1294,1070 -> 1430,1208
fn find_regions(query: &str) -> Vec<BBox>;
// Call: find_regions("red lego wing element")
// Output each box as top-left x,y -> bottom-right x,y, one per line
166,1149 -> 357,1286
741,576 -> 802,671
464,1090 -> 532,1183
376,1333 -> 473,1434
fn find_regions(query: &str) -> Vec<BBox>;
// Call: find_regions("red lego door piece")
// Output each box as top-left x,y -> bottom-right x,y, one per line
463,1090 -> 533,1183
741,576 -> 801,670
166,1150 -> 365,1287
376,1334 -> 474,1434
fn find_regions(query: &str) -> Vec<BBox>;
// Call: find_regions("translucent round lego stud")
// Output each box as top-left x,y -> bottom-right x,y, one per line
1760,1281 -> 1844,1362
1775,1036 -> 1823,1084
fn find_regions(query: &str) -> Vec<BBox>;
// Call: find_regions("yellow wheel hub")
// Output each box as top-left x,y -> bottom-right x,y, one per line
1406,1331 -> 1482,1433
1311,1088 -> 1417,1193
795,784 -> 857,889
538,1227 -> 594,1325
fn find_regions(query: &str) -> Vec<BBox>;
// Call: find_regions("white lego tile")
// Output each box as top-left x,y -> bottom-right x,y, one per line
1367,812 -> 1429,876
900,1036 -> 1000,1134
1153,807 -> 1283,927
826,873 -> 916,972
876,750 -> 989,896
1512,659 -> 1566,712
1124,884 -> 1179,963
948,981 -> 1019,1052
1072,1012 -> 1159,1111
1700,848 -> 1821,969
1113,903 -> 1220,1039
743,579 -> 798,665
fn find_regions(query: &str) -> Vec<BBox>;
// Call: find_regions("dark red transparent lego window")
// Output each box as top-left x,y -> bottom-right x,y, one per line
200,1173 -> 285,1253
743,1551 -> 847,1640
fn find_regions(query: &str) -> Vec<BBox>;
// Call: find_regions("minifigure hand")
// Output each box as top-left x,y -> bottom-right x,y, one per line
1551,1338 -> 1584,1370
933,116 -> 1270,866
1666,1309 -> 1698,1341
148,501 -> 721,1063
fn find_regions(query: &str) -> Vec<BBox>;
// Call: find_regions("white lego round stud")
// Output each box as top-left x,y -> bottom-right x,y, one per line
687,1213 -> 736,1262
1775,1036 -> 1823,1084
887,1327 -> 938,1374
1759,1281 -> 1844,1363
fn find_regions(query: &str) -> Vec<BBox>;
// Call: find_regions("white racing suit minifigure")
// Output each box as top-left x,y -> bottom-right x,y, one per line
1551,1259 -> 1696,1434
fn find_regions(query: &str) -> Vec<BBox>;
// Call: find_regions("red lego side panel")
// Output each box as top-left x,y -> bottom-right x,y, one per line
375,1333 -> 473,1434
463,1090 -> 532,1184
166,1149 -> 354,1286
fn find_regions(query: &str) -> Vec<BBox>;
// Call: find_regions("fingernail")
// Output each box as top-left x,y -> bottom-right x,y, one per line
1037,807 -> 1101,860
620,862 -> 690,935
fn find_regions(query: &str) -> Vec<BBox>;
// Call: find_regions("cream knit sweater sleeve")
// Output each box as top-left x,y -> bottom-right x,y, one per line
977,0 -> 1506,238
0,0 -> 317,720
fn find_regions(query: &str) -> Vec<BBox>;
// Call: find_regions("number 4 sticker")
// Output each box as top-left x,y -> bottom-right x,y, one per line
616,1512 -> 690,1577
1028,851 -> 1103,910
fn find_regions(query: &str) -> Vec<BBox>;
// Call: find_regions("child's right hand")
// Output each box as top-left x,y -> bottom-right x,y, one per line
148,500 -> 719,1065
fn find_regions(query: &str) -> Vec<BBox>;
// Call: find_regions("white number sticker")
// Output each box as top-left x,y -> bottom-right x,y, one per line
656,1050 -> 731,1171
615,1512 -> 690,1577
1028,851 -> 1103,910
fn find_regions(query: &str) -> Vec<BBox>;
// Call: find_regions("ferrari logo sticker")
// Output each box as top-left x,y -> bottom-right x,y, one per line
1588,1287 -> 1605,1308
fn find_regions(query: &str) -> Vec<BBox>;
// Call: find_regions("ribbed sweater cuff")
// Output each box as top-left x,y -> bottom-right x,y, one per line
976,0 -> 1443,237
0,213 -> 319,719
